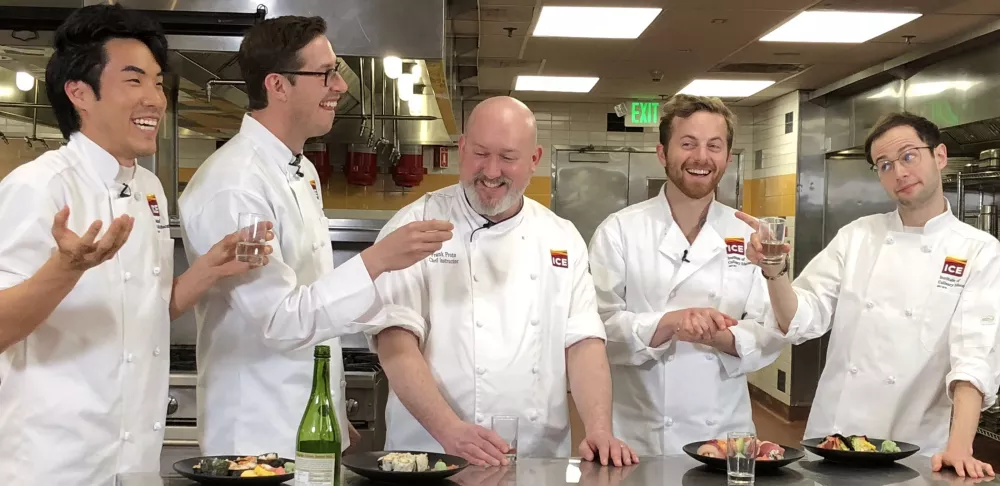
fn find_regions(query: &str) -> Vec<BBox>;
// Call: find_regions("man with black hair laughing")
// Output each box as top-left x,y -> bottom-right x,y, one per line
0,5 -> 272,484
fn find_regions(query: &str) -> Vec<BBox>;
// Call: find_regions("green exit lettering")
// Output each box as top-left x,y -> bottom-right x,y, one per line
627,101 -> 659,127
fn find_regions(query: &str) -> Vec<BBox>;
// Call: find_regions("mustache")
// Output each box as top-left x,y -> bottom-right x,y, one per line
474,174 -> 512,186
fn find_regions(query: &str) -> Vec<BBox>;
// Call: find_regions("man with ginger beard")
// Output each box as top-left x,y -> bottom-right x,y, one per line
358,96 -> 638,467
588,94 -> 784,456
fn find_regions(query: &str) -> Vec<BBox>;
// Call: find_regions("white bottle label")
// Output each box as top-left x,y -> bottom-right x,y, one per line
294,451 -> 338,486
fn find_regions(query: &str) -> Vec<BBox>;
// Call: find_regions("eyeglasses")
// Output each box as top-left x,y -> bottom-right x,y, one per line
871,146 -> 931,176
277,61 -> 343,87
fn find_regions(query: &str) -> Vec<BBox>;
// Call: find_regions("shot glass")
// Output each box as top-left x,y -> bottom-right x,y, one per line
727,432 -> 758,485
491,415 -> 519,464
758,216 -> 787,266
236,212 -> 267,267
422,192 -> 454,222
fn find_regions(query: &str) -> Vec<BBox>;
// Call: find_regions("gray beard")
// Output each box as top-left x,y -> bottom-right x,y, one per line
461,179 -> 525,217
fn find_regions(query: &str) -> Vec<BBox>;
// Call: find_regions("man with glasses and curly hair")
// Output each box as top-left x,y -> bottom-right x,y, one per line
179,15 -> 452,459
737,112 -> 1000,478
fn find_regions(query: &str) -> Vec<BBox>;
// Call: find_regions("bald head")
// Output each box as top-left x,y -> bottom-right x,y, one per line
458,96 -> 542,220
465,96 -> 538,145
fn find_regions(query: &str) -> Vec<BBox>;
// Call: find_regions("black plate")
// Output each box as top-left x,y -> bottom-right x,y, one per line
342,451 -> 468,483
682,441 -> 805,472
801,437 -> 920,465
172,456 -> 294,485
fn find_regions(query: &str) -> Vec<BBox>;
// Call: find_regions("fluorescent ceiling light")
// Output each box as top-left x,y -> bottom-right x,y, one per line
677,79 -> 774,97
761,10 -> 922,43
532,6 -> 662,39
514,75 -> 599,93
906,80 -> 979,97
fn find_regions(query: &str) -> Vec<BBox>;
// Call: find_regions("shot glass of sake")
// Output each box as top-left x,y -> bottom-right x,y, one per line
236,212 -> 267,267
758,217 -> 787,266
491,415 -> 518,464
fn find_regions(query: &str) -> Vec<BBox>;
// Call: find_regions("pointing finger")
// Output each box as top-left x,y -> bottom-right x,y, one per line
734,211 -> 760,231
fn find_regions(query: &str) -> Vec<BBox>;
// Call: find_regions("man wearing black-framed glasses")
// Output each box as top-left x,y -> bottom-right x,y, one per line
178,15 -> 453,463
739,112 -> 1000,478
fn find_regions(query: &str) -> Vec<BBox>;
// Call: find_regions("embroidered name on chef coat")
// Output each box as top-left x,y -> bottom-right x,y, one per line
550,250 -> 569,269
428,250 -> 459,264
938,256 -> 968,289
725,237 -> 750,268
146,194 -> 162,224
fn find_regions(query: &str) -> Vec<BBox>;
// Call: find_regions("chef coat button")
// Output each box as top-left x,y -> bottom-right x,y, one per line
340,380 -> 347,388
153,347 -> 160,357
122,431 -> 132,441
669,290 -> 677,299
312,242 -> 321,250
850,366 -> 858,375
905,309 -> 913,318
706,419 -> 717,426
476,366 -> 486,375
922,245 -> 932,253
709,291 -> 717,298
476,321 -> 483,328
473,275 -> 479,282
887,376 -> 896,385
126,353 -> 134,363
667,355 -> 675,362
124,271 -> 132,281
865,301 -> 874,310
476,414 -> 484,423
885,237 -> 894,245
530,319 -> 539,326
529,411 -> 538,422
665,417 -> 673,426
705,354 -> 714,361
530,273 -> 537,280
152,267 -> 160,276
153,422 -> 162,431
532,365 -> 539,374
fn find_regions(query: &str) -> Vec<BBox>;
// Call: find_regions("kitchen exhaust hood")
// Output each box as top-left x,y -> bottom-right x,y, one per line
0,0 -> 455,145
813,16 -> 1000,156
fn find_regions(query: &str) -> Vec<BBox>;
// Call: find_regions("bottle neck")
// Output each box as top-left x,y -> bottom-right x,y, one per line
311,357 -> 331,397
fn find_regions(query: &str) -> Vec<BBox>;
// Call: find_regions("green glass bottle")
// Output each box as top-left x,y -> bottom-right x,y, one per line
295,345 -> 342,486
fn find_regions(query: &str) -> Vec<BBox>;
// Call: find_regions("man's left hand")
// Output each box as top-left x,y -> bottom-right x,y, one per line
932,449 -> 996,479
196,222 -> 275,278
578,430 -> 639,467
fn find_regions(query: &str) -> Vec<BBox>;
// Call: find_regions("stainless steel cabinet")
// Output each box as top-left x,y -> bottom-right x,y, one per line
552,146 -> 743,244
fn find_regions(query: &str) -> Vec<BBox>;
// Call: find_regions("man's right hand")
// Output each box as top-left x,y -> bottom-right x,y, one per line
437,421 -> 510,467
659,308 -> 737,343
734,211 -> 790,277
362,220 -> 454,278
51,206 -> 134,273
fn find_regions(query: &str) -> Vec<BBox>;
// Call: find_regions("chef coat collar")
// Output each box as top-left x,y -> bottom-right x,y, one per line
69,131 -> 136,188
454,183 -> 525,234
887,198 -> 956,235
239,114 -> 305,179
654,182 -> 725,235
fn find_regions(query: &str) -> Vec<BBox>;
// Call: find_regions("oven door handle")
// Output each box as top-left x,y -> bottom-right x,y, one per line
163,439 -> 200,447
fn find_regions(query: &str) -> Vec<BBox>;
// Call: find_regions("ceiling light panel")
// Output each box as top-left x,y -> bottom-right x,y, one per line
677,79 -> 775,98
532,6 -> 662,39
514,75 -> 599,93
761,11 -> 922,43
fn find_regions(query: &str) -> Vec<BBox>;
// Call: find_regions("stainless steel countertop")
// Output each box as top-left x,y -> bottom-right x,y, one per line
125,454 -> 985,485
167,218 -> 388,243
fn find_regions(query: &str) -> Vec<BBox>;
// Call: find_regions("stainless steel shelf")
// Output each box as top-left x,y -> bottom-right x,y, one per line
944,170 -> 1000,186
978,427 -> 1000,443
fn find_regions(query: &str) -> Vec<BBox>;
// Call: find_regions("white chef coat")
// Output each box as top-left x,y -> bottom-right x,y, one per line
178,114 -> 382,457
359,184 -> 607,457
772,204 -> 1000,455
0,133 -> 172,485
588,187 -> 784,456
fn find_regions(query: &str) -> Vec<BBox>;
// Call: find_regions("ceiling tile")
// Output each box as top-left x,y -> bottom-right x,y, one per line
478,35 -> 527,58
941,0 -> 1000,14
867,12 -> 998,43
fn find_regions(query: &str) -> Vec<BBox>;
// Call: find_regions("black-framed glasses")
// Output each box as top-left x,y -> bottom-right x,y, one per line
871,146 -> 932,176
277,63 -> 342,87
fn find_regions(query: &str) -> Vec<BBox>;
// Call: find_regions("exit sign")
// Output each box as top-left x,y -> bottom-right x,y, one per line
625,101 -> 660,127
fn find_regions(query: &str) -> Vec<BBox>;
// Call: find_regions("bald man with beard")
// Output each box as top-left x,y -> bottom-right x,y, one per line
359,97 -> 638,467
